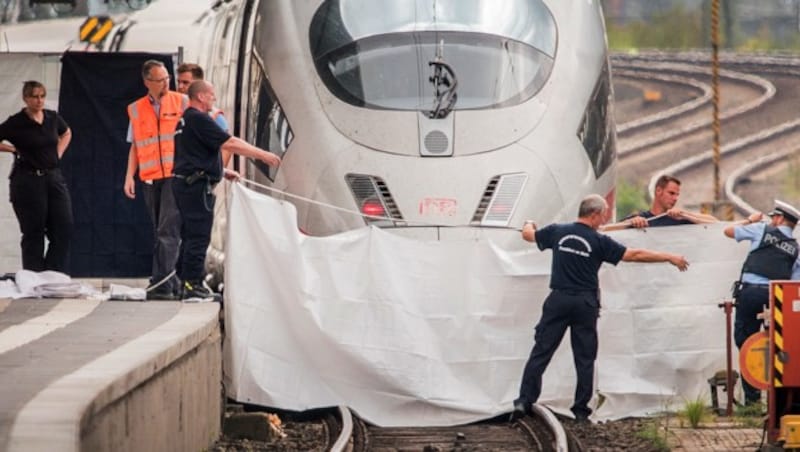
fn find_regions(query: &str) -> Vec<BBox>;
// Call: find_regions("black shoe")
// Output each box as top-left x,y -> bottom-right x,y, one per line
181,280 -> 220,303
509,401 -> 528,421
146,286 -> 179,300
574,414 -> 590,424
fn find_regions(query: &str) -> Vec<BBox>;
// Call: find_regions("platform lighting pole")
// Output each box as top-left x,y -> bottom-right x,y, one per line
711,0 -> 722,202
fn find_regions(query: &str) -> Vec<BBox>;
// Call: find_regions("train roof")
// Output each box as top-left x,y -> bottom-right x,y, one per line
0,17 -> 89,52
109,0 -> 221,58
0,0 -> 221,58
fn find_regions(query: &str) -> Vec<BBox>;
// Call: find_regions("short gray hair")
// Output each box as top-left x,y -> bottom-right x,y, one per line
142,60 -> 165,79
578,194 -> 607,218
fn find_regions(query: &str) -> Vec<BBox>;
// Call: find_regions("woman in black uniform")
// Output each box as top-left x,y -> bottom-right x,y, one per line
0,80 -> 73,272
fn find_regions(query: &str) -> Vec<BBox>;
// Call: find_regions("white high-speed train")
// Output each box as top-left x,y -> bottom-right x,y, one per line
104,0 -> 616,242
2,0 -> 616,243
246,0 -> 616,239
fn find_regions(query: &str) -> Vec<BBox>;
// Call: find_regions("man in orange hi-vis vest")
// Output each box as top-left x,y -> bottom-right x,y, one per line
124,60 -> 188,300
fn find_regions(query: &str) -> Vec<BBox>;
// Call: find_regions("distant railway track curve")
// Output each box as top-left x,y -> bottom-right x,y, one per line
611,52 -> 800,213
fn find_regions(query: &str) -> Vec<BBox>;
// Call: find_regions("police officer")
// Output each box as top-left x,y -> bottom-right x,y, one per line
172,80 -> 280,302
0,80 -> 73,272
511,194 -> 689,422
724,200 -> 800,406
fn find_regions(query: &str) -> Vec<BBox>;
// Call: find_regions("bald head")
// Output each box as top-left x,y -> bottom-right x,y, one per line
187,80 -> 213,100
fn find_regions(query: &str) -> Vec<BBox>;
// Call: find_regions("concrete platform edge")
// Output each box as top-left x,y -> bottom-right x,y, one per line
6,303 -> 221,452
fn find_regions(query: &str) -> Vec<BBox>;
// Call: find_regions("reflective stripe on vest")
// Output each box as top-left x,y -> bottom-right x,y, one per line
127,91 -> 187,180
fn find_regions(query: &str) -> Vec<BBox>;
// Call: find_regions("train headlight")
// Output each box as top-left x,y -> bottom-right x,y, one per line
345,173 -> 404,226
361,199 -> 386,218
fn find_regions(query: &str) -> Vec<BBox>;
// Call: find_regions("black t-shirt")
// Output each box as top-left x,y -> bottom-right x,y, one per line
0,109 -> 68,170
623,210 -> 693,227
174,107 -> 230,181
535,222 -> 627,291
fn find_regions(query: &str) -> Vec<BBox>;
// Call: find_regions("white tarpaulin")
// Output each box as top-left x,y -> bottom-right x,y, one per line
224,183 -> 754,426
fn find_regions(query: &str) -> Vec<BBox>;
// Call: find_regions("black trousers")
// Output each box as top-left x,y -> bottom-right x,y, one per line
9,168 -> 73,273
172,178 -> 214,284
734,284 -> 769,404
141,178 -> 181,292
515,290 -> 599,418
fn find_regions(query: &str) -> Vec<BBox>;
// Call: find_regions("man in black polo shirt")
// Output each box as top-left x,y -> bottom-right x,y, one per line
618,174 -> 718,229
511,194 -> 689,422
172,80 -> 280,302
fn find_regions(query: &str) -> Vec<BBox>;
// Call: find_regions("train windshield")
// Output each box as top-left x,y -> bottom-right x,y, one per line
309,0 -> 557,111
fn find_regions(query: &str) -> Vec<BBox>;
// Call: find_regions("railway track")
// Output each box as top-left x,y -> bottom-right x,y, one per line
217,404 -> 585,451
347,405 -> 582,452
611,52 -> 800,216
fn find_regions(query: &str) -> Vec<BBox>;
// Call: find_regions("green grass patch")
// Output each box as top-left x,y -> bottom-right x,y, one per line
615,178 -> 649,220
733,402 -> 765,428
605,3 -> 800,51
679,397 -> 708,428
636,419 -> 671,452
781,156 -> 800,200
606,5 -> 704,51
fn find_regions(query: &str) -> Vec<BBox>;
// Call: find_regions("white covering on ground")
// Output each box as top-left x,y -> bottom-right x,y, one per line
0,270 -> 96,299
224,183 -> 756,426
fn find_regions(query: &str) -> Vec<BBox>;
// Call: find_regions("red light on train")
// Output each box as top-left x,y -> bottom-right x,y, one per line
361,199 -> 385,218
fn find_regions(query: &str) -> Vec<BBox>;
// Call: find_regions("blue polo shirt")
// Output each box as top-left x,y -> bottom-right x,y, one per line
536,223 -> 627,291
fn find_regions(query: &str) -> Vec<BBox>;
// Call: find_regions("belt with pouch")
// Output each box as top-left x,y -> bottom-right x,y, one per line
174,171 -> 219,189
174,171 -> 208,185
741,282 -> 769,289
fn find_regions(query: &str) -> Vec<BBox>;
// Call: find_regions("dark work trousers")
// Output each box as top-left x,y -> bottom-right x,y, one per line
515,290 -> 600,419
9,168 -> 73,273
141,178 -> 181,293
172,178 -> 214,284
734,284 -> 769,404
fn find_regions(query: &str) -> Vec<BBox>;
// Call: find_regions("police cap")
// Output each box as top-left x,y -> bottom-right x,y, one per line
768,200 -> 800,224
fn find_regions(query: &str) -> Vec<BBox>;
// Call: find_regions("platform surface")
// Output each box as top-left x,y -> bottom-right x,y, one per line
0,291 -> 219,452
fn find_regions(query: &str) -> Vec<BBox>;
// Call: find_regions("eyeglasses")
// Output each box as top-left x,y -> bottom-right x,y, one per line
25,94 -> 46,99
146,76 -> 170,83
177,79 -> 193,85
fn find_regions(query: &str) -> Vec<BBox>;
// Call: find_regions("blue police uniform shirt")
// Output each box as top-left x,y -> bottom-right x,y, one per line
734,222 -> 800,284
623,209 -> 693,227
535,223 -> 627,291
173,107 -> 231,181
213,112 -> 229,132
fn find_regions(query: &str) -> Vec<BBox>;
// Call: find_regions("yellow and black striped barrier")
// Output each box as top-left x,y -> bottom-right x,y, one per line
79,16 -> 114,45
773,283 -> 784,388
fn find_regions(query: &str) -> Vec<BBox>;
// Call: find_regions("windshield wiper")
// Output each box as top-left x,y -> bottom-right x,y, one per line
427,41 -> 458,119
